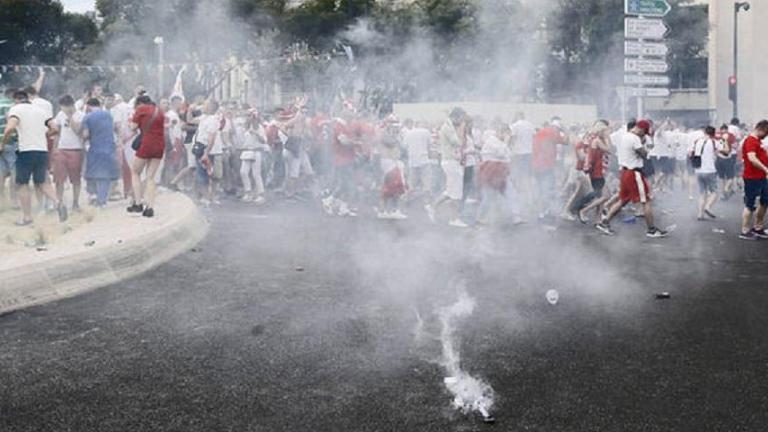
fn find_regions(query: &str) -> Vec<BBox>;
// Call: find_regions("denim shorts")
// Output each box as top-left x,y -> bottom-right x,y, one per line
0,143 -> 17,177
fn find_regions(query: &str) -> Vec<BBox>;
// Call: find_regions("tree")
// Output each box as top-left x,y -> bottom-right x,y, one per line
0,0 -> 98,65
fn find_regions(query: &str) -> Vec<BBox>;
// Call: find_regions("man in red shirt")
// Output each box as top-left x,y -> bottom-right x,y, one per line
532,117 -> 567,219
717,124 -> 738,200
739,120 -> 768,240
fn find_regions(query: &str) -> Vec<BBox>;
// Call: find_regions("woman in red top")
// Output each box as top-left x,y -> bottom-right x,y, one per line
127,94 -> 166,217
575,120 -> 612,223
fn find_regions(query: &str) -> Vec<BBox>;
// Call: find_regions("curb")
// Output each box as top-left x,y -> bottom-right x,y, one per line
0,198 -> 209,315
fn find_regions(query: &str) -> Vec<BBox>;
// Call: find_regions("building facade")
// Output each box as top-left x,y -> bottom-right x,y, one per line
708,0 -> 768,125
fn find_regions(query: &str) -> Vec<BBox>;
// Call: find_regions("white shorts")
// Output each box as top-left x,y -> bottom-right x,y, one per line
441,159 -> 464,200
284,149 -> 314,179
185,143 -> 196,166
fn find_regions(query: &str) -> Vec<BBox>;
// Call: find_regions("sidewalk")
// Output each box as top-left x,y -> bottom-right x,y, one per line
0,189 -> 208,314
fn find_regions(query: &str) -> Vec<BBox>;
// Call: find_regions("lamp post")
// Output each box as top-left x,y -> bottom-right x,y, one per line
733,2 -> 750,119
153,36 -> 164,98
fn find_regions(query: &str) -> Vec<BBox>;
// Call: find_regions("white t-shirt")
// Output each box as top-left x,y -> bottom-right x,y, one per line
212,116 -> 231,155
196,114 -> 220,154
617,132 -> 645,169
651,130 -> 673,158
693,137 -> 722,175
510,119 -> 535,155
8,103 -> 51,152
481,133 -> 511,163
165,110 -> 183,144
54,111 -> 85,150
32,97 -> 54,118
403,127 -> 431,168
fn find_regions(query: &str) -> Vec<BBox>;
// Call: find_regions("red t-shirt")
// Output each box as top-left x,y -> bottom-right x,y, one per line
333,121 -> 357,166
132,105 -> 166,159
587,146 -> 606,179
742,135 -> 768,180
574,140 -> 587,171
532,127 -> 565,172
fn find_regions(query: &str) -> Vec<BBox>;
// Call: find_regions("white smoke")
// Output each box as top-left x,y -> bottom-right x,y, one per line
418,282 -> 496,421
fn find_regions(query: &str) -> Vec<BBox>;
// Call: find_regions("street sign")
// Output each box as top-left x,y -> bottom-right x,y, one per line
625,87 -> 671,97
624,17 -> 668,40
624,40 -> 669,57
624,58 -> 669,73
625,0 -> 672,17
624,74 -> 671,86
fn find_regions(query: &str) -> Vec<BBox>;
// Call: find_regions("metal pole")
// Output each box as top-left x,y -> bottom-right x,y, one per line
158,42 -> 164,98
733,3 -> 739,119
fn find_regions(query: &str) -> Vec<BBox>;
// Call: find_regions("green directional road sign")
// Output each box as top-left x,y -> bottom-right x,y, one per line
625,0 -> 671,17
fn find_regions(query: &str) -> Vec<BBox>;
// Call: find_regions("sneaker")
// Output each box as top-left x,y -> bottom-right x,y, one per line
595,221 -> 615,236
338,202 -> 356,217
252,196 -> 266,205
704,209 -> 717,219
577,211 -> 589,224
646,227 -> 669,238
321,196 -> 335,215
376,209 -> 391,219
127,202 -> 144,213
740,231 -> 759,241
424,204 -> 435,223
449,219 -> 469,228
57,204 -> 68,222
241,193 -> 252,202
752,228 -> 768,239
142,207 -> 154,218
390,210 -> 408,220
560,212 -> 577,222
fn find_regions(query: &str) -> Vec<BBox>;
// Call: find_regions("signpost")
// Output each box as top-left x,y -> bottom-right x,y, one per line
624,58 -> 669,74
624,87 -> 671,97
624,18 -> 668,40
625,0 -> 672,17
623,0 -> 671,119
624,74 -> 671,86
624,40 -> 668,57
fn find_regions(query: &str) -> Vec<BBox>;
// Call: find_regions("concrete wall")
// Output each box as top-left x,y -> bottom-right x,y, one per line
393,102 -> 598,126
709,0 -> 768,125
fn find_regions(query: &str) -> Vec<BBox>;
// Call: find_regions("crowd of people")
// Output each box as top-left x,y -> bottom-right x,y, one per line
2,72 -> 768,241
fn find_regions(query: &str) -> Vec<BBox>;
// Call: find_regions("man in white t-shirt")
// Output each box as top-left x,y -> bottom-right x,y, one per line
693,126 -> 728,220
52,95 -> 85,210
509,112 -> 535,205
195,99 -> 221,204
596,119 -> 666,238
109,94 -> 135,199
425,108 -> 468,228
402,118 -> 432,200
0,91 -> 67,224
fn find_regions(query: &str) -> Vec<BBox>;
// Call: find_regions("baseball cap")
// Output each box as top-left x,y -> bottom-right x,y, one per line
636,119 -> 652,134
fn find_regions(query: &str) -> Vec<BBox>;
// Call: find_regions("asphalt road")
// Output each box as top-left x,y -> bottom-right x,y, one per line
2,191 -> 768,432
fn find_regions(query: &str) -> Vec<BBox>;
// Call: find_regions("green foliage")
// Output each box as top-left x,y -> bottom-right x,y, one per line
0,0 -> 98,65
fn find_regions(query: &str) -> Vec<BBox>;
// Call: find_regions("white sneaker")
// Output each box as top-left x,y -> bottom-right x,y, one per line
338,202 -> 356,217
449,219 -> 469,228
390,210 -> 408,220
376,209 -> 391,219
321,196 -> 335,215
252,196 -> 266,205
241,193 -> 252,202
424,204 -> 435,223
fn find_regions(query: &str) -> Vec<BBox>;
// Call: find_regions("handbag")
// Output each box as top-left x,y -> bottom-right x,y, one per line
690,138 -> 713,169
131,107 -> 160,151
192,142 -> 206,158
